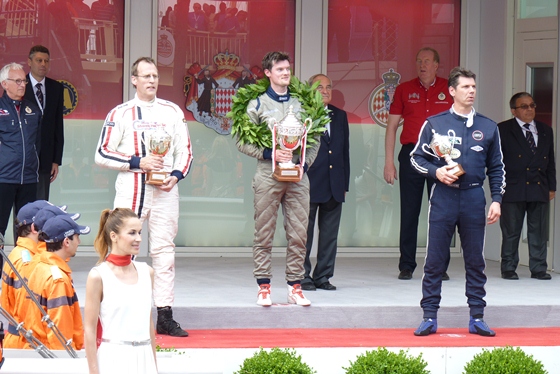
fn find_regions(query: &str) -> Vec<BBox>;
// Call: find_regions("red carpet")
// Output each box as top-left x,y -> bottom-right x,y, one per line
155,328 -> 560,349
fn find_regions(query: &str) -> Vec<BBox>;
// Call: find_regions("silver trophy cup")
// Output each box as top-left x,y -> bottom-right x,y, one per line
421,129 -> 465,177
268,106 -> 312,182
144,127 -> 172,185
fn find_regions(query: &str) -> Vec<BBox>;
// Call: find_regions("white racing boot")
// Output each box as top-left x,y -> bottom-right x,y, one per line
287,284 -> 311,306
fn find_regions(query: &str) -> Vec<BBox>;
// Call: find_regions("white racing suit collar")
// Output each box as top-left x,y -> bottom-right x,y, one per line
133,94 -> 157,108
451,105 -> 476,128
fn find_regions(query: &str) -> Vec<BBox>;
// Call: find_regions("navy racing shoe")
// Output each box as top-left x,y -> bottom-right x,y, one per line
469,317 -> 496,337
414,318 -> 437,336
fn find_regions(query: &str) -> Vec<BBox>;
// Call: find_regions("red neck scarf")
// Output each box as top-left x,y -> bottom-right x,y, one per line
106,254 -> 132,266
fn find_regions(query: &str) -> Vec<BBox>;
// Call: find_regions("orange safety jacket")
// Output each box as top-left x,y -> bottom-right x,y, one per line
1,237 -> 38,349
23,251 -> 83,351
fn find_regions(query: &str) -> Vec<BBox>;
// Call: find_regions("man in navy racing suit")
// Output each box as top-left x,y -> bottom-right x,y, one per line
410,67 -> 505,337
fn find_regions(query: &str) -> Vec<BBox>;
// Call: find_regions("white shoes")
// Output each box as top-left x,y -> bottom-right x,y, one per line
287,284 -> 311,306
257,284 -> 312,306
257,284 -> 272,306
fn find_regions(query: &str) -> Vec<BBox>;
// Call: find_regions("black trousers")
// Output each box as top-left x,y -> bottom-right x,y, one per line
304,197 -> 343,286
500,201 -> 549,275
0,183 -> 37,237
398,144 -> 437,272
37,171 -> 52,200
0,183 -> 37,268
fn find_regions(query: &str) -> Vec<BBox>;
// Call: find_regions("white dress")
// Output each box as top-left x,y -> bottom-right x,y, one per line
95,261 -> 157,374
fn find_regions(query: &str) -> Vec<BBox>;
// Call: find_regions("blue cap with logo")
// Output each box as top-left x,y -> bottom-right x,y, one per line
34,205 -> 80,231
41,215 -> 91,243
16,200 -> 67,228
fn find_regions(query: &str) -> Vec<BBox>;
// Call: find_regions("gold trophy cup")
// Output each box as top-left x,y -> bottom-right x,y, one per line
268,106 -> 313,182
144,127 -> 172,185
421,129 -> 465,177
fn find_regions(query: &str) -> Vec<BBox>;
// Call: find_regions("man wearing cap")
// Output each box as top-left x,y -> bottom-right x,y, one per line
24,214 -> 90,350
9,204 -> 79,349
0,62 -> 42,244
14,204 -> 76,286
1,201 -> 43,348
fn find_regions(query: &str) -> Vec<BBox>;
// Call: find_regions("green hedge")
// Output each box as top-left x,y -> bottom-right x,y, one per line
235,347 -> 316,374
463,346 -> 547,374
344,347 -> 429,374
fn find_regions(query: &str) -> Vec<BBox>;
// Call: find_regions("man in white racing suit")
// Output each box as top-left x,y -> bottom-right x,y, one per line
95,57 -> 193,337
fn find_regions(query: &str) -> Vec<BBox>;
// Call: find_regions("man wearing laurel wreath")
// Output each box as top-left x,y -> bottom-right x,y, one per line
236,51 -> 321,307
410,67 -> 505,337
95,57 -> 193,337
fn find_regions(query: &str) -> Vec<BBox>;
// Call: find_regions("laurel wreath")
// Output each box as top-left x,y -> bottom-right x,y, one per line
227,76 -> 329,149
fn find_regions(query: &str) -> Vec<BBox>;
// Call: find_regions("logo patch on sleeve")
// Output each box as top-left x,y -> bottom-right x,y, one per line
471,145 -> 484,152
472,130 -> 484,141
50,265 -> 63,280
104,121 -> 116,127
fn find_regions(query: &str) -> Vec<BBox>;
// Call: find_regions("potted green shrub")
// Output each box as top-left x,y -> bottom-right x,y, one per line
344,347 -> 429,374
235,347 -> 316,374
463,346 -> 547,374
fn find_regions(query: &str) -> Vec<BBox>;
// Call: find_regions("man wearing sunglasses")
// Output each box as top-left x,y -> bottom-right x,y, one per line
498,92 -> 556,281
0,63 -> 41,251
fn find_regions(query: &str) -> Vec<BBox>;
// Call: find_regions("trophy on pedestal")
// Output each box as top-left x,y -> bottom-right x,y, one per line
268,106 -> 313,182
421,129 -> 465,177
144,127 -> 172,185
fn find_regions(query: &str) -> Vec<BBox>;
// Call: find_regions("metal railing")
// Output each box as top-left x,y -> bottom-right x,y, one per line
0,1 -> 38,39
163,28 -> 247,65
73,17 -> 121,62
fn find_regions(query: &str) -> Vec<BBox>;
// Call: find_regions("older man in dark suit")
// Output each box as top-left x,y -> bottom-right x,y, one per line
25,45 -> 64,200
302,74 -> 350,291
498,92 -> 556,280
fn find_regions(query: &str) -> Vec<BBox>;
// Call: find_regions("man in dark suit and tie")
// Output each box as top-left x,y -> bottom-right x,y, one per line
302,74 -> 350,291
498,92 -> 556,280
25,45 -> 64,200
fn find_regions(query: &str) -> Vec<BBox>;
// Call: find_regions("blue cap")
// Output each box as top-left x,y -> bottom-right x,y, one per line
34,205 -> 80,231
16,200 -> 67,228
41,215 -> 91,243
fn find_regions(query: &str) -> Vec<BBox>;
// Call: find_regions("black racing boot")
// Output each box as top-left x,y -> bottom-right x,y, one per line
156,306 -> 189,337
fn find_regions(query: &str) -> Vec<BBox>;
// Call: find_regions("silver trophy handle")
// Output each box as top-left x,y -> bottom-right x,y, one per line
447,129 -> 457,150
304,117 -> 313,133
266,117 -> 277,132
422,143 -> 439,158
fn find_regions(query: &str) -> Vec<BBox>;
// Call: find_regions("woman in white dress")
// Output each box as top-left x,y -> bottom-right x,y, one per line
85,208 -> 157,374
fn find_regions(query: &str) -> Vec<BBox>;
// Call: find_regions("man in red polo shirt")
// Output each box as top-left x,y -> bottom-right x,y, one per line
384,47 -> 453,280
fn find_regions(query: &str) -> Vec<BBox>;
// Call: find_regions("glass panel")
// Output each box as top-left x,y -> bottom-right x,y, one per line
530,66 -> 554,126
528,65 -> 554,245
327,0 -> 461,248
156,0 -> 295,121
518,0 -> 558,18
1,0 -> 124,246
153,0 -> 296,247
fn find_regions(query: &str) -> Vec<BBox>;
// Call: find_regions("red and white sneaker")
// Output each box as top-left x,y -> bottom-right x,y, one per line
287,284 -> 311,306
257,284 -> 272,306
